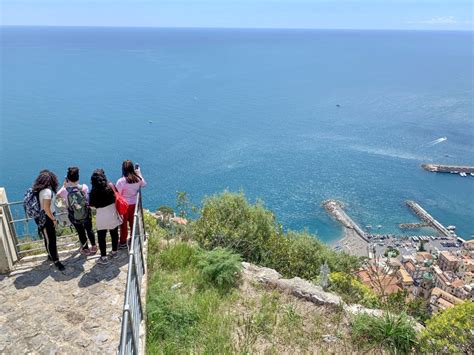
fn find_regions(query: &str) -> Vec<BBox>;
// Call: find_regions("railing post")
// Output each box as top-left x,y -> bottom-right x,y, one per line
0,187 -> 19,273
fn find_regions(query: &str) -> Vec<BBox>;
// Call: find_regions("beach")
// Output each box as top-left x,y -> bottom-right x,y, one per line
332,228 -> 369,257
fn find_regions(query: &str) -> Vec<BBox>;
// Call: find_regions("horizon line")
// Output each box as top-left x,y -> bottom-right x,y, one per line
1,24 -> 472,33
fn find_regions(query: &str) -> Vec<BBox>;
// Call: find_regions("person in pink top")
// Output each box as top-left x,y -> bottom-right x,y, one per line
116,160 -> 147,248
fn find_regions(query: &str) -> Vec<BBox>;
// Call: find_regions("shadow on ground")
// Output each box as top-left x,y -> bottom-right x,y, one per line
78,251 -> 128,288
13,252 -> 87,289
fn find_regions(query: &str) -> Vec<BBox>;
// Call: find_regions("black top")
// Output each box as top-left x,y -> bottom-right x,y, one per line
89,185 -> 116,208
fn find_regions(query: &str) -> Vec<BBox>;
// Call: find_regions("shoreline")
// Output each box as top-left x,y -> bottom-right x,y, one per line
332,227 -> 368,257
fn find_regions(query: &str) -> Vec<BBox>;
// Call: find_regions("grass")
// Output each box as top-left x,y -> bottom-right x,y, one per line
351,312 -> 418,354
147,242 -> 237,354
145,225 -> 359,354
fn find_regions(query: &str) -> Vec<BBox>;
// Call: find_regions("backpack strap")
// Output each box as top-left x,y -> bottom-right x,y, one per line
109,182 -> 118,193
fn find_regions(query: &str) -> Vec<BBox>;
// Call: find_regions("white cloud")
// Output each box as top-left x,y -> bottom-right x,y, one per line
418,16 -> 457,25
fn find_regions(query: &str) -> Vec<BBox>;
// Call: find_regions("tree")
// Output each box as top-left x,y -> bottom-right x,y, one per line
384,246 -> 400,257
418,240 -> 426,252
420,301 -> 474,353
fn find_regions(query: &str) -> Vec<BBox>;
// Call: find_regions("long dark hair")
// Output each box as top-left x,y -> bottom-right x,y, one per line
122,160 -> 141,184
33,170 -> 59,193
90,169 -> 109,190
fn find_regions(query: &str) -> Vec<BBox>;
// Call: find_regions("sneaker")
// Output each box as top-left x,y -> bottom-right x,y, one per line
54,261 -> 65,271
89,245 -> 98,255
108,251 -> 119,259
79,247 -> 91,256
96,256 -> 109,265
118,243 -> 128,250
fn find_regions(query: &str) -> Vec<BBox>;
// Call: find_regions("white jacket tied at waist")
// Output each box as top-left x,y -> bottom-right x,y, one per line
96,203 -> 122,230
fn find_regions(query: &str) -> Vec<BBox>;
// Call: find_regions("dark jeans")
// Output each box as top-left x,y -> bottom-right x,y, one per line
97,227 -> 119,257
72,218 -> 96,249
40,215 -> 59,262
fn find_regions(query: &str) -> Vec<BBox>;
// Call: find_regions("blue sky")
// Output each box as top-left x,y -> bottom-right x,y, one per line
0,0 -> 472,30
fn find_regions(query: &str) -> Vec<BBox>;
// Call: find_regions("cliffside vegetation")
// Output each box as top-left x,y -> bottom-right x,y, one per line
145,191 -> 472,354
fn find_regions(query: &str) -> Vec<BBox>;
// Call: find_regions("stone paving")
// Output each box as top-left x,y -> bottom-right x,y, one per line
0,249 -> 129,354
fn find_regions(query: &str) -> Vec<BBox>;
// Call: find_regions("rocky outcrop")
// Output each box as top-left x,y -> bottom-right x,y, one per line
242,262 -> 342,307
242,262 -> 424,331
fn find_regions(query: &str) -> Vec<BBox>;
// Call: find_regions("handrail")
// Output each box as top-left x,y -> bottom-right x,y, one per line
119,191 -> 146,355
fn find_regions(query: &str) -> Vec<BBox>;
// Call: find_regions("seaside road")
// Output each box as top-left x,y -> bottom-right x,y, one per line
0,249 -> 129,353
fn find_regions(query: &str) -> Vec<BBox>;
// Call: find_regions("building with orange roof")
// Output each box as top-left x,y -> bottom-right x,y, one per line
457,257 -> 474,283
461,239 -> 474,258
438,251 -> 460,272
355,266 -> 402,296
429,287 -> 464,314
397,266 -> 414,294
415,251 -> 433,263
402,259 -> 429,282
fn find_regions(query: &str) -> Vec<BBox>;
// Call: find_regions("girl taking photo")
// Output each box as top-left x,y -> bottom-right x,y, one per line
116,160 -> 146,248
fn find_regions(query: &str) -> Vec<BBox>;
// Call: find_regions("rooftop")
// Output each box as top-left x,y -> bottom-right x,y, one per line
430,287 -> 464,305
439,251 -> 460,262
398,267 -> 414,284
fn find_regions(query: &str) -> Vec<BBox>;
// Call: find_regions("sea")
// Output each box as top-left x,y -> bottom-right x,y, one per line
1,27 -> 473,242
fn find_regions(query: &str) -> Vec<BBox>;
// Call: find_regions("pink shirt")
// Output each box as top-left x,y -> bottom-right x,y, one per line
116,176 -> 147,205
57,183 -> 89,206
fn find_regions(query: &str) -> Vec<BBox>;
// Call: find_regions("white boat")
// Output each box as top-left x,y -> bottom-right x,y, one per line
460,172 -> 467,177
470,173 -> 474,177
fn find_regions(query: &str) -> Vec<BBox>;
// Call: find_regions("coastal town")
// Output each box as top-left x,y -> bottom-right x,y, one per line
326,168 -> 474,315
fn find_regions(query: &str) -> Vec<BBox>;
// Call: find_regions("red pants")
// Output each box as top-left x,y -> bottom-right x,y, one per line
120,204 -> 136,244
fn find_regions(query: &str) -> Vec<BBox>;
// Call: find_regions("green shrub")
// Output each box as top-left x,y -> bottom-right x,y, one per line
193,191 -> 278,262
420,301 -> 474,353
157,205 -> 175,216
159,242 -> 199,270
196,247 -> 242,291
351,312 -> 417,354
193,191 -> 361,281
384,246 -> 400,257
147,273 -> 199,345
328,272 -> 380,308
384,291 -> 430,323
264,231 -> 361,280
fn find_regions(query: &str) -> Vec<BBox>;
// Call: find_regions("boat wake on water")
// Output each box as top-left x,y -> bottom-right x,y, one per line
424,136 -> 448,147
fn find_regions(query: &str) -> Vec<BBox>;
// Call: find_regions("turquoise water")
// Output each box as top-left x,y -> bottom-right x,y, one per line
1,27 -> 473,242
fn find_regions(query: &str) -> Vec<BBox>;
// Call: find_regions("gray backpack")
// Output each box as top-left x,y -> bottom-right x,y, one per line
66,185 -> 89,223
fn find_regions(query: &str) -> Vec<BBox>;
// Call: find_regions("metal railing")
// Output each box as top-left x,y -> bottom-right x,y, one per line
119,191 -> 146,355
0,200 -> 79,257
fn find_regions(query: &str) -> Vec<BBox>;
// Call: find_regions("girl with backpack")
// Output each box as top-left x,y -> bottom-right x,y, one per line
32,170 -> 65,270
89,169 -> 122,265
116,160 -> 147,249
57,167 -> 97,256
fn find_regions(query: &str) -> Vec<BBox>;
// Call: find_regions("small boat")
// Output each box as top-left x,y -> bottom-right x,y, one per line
460,172 -> 467,177
470,173 -> 474,177
148,120 -> 153,124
